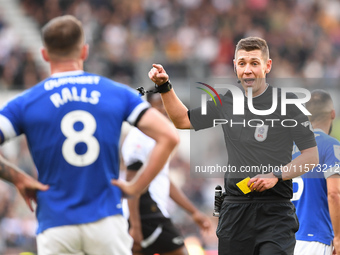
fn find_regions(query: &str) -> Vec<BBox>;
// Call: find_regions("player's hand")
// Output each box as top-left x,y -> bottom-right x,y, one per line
129,226 -> 143,254
248,173 -> 279,192
191,210 -> 212,233
15,175 -> 49,212
111,179 -> 149,198
111,178 -> 137,198
148,64 -> 169,86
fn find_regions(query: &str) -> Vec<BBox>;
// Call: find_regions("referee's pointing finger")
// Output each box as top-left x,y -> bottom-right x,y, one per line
152,64 -> 164,72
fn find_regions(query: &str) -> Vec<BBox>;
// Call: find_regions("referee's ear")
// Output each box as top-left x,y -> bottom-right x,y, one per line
265,58 -> 272,74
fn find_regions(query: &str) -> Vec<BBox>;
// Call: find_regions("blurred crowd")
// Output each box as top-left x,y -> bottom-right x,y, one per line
0,0 -> 340,253
0,15 -> 44,90
0,0 -> 340,90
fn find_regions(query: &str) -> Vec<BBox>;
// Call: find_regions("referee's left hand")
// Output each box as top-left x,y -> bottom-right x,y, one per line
248,173 -> 279,192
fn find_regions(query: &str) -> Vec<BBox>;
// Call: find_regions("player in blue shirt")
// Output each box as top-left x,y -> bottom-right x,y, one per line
292,90 -> 340,255
0,15 -> 178,255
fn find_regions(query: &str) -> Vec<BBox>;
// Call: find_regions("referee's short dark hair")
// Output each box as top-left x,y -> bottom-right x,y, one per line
235,37 -> 270,60
42,15 -> 84,58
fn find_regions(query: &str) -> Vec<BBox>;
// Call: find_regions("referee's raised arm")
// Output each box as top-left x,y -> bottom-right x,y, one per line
148,64 -> 192,129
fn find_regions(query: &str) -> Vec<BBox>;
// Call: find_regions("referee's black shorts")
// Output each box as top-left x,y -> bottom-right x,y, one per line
216,196 -> 299,255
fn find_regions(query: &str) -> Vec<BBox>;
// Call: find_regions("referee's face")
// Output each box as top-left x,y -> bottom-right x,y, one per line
234,49 -> 272,97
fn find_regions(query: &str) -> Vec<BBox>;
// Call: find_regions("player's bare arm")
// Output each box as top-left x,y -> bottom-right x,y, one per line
169,181 -> 211,232
249,146 -> 319,192
112,108 -> 179,196
126,169 -> 144,254
327,175 -> 340,253
148,64 -> 191,129
0,154 -> 49,211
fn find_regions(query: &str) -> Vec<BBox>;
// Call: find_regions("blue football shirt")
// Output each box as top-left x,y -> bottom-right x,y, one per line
292,129 -> 340,245
0,70 -> 149,234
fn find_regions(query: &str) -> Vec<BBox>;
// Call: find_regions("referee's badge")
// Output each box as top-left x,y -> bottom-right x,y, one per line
254,124 -> 268,142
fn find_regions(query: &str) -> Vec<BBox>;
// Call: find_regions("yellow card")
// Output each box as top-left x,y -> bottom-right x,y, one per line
236,177 -> 253,194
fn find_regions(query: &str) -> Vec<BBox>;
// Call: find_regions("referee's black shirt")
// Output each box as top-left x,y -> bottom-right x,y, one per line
189,85 -> 316,199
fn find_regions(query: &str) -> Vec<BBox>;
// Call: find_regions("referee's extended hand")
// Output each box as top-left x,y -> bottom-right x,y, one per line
248,172 -> 279,192
148,64 -> 169,86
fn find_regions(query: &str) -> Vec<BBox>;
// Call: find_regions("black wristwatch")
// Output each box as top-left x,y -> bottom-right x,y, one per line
273,167 -> 283,182
155,80 -> 172,93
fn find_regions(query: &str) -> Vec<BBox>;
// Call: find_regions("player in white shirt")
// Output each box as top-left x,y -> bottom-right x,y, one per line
122,92 -> 211,255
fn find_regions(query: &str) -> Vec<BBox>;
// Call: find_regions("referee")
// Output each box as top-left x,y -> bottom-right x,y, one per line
148,37 -> 319,255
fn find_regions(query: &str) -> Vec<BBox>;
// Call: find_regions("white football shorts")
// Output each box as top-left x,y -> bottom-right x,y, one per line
37,215 -> 133,255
